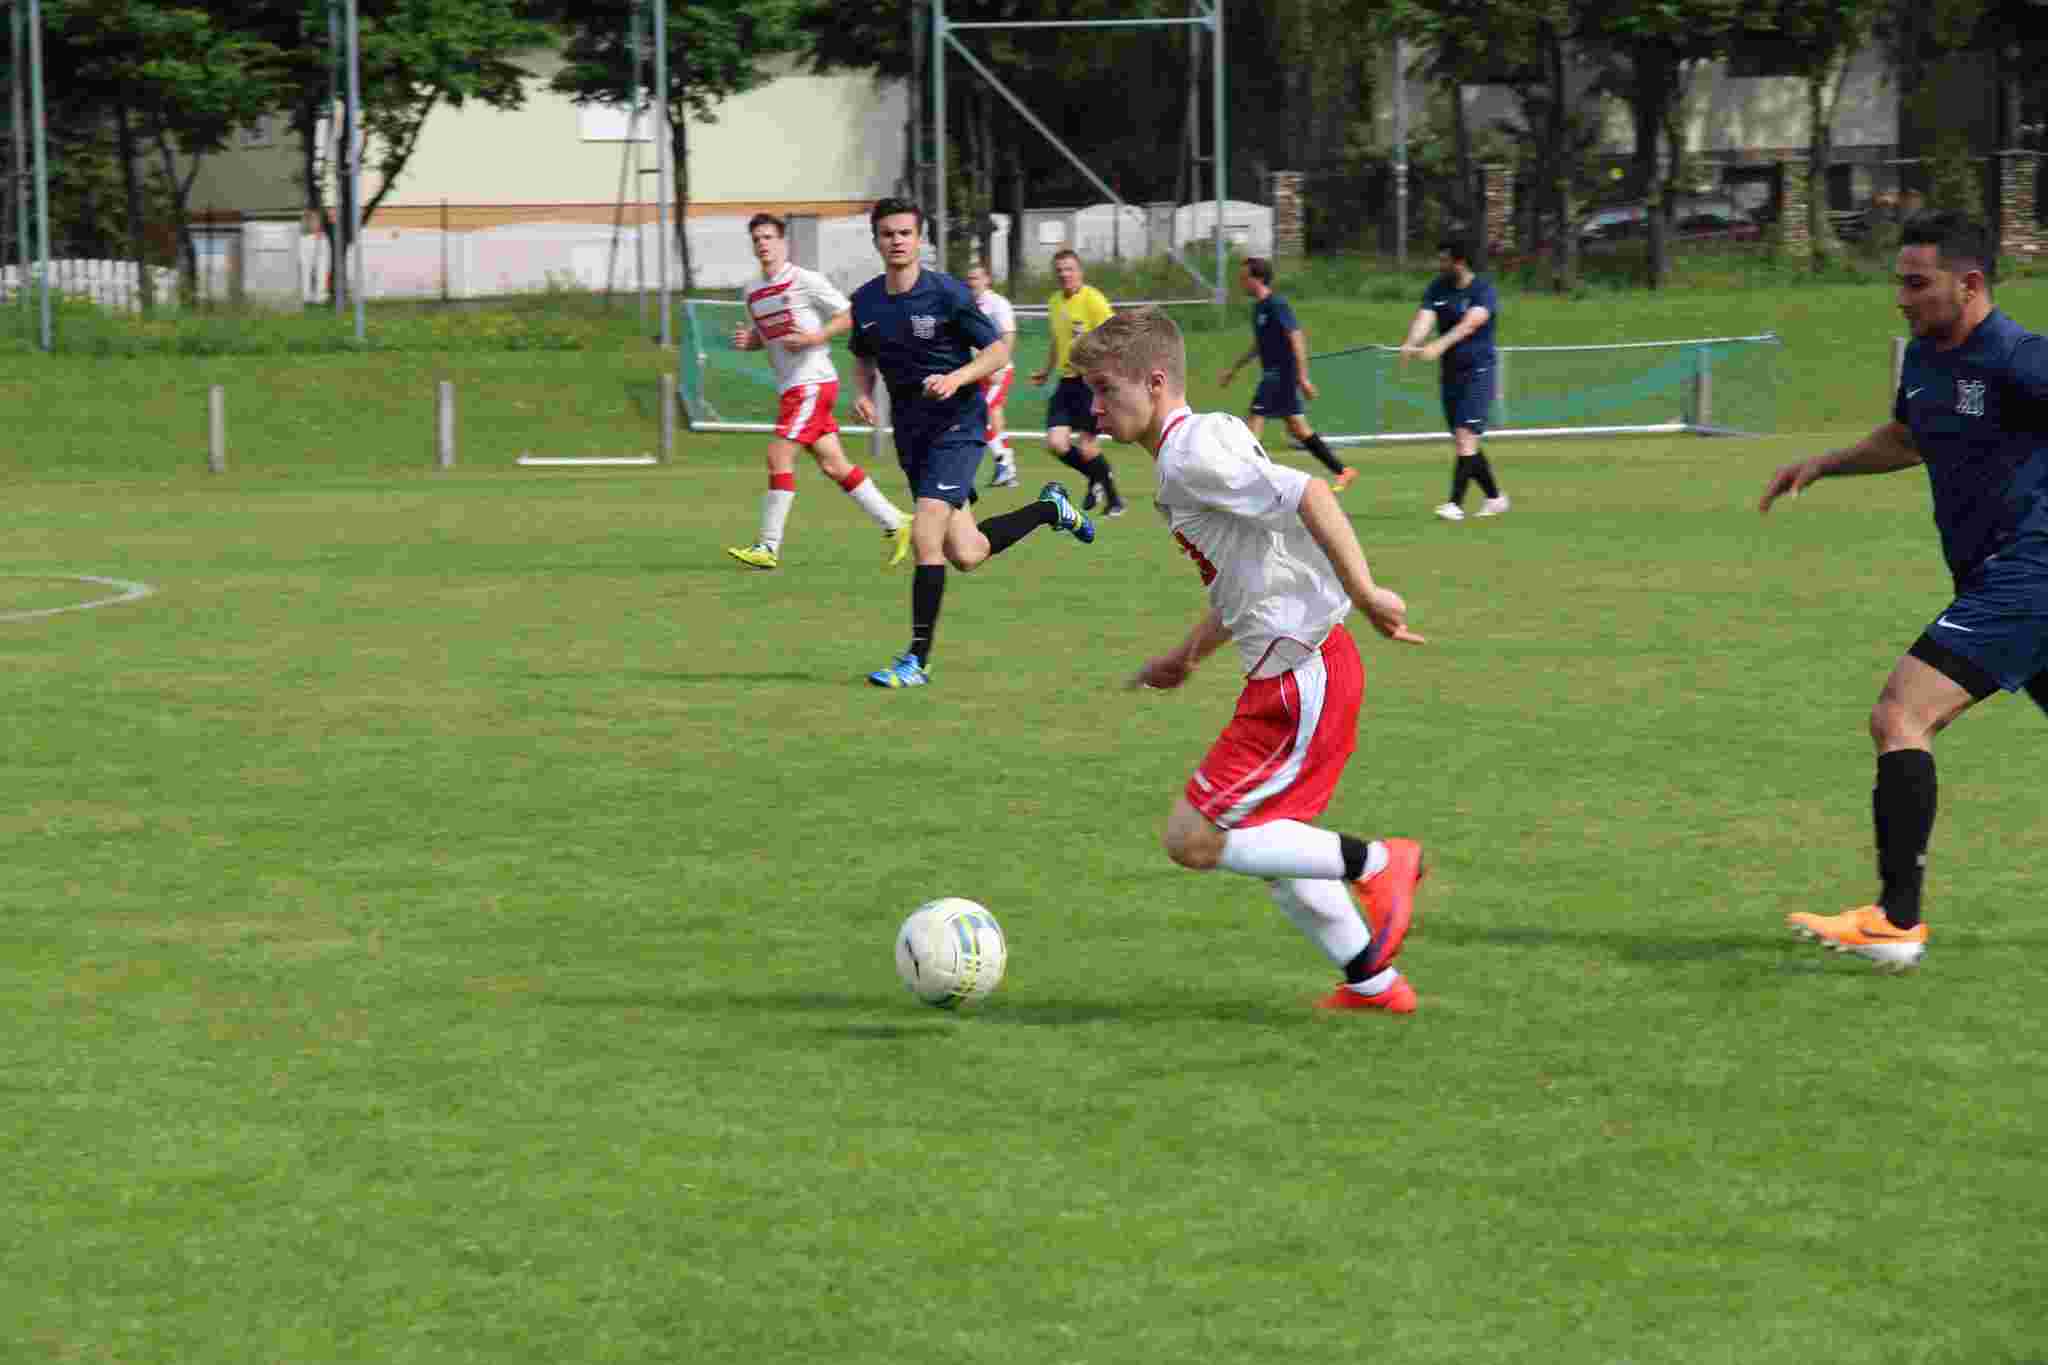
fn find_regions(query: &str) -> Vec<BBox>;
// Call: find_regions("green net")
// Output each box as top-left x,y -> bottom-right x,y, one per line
1304,334 -> 1782,441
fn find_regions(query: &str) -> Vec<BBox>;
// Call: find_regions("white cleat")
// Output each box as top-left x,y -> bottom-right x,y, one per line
1477,495 -> 1511,517
1433,502 -> 1466,522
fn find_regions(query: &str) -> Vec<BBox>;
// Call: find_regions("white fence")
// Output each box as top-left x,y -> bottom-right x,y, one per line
0,259 -> 181,311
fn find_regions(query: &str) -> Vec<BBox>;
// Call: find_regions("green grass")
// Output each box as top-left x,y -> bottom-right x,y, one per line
6,281 -> 2048,1363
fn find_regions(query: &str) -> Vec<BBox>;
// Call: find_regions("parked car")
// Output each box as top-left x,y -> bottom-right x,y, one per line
1577,197 -> 1761,248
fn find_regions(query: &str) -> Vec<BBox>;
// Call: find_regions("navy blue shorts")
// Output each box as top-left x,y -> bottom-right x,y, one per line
1046,377 -> 1098,435
895,420 -> 986,508
1251,369 -> 1303,419
1910,538 -> 2048,697
1441,366 -> 1495,435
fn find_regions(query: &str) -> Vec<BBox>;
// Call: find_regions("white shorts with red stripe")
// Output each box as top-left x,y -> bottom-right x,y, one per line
774,381 -> 840,445
981,364 -> 1014,411
1184,624 -> 1363,829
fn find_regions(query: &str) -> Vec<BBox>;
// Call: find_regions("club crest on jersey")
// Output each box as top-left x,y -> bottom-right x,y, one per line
1956,379 -> 1985,417
911,314 -> 938,340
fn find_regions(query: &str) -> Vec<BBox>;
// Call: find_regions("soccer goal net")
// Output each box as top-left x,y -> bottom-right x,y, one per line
678,296 -> 1213,437
1304,333 -> 1783,444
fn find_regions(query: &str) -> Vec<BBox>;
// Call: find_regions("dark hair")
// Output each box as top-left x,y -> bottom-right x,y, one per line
1244,257 -> 1273,284
746,212 -> 786,238
1052,247 -> 1081,266
869,196 -> 925,236
1901,210 -> 1996,284
1439,237 -> 1476,267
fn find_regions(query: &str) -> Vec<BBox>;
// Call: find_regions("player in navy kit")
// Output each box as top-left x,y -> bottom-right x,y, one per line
850,198 -> 1095,689
1218,258 -> 1355,490
1399,238 -> 1509,521
1760,212 -> 2048,969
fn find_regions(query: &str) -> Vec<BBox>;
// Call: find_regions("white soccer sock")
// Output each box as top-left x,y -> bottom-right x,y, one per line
1344,968 -> 1401,996
1219,821 -> 1365,881
987,439 -> 1013,465
1264,878 -> 1371,967
841,469 -> 904,531
758,488 -> 795,552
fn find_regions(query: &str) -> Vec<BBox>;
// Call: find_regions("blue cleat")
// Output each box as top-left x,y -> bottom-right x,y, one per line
867,652 -> 930,688
1037,481 -> 1095,545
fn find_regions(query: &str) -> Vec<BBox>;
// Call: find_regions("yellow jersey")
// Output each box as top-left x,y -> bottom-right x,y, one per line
1047,285 -> 1114,378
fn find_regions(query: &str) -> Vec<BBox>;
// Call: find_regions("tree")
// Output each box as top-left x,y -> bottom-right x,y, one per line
542,0 -> 810,292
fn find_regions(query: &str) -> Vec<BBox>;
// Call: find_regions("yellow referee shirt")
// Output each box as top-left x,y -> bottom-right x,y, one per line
1047,285 -> 1114,378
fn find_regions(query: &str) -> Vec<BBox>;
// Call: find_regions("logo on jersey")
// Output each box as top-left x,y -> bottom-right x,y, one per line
1956,380 -> 1985,417
911,314 -> 937,340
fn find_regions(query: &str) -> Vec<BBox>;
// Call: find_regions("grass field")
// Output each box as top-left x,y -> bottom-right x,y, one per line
6,274 -> 2048,1363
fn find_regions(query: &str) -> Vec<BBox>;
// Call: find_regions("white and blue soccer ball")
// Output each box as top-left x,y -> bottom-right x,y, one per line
894,898 -> 1006,1009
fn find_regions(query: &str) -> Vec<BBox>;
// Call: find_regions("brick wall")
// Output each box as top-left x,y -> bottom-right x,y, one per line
1270,171 -> 1304,258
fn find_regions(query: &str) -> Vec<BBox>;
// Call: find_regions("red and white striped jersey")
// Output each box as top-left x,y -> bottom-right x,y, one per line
745,263 -> 851,392
974,288 -> 1017,355
1153,406 -> 1353,679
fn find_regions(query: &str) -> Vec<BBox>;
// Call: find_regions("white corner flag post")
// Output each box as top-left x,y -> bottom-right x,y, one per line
436,381 -> 456,469
208,385 -> 226,473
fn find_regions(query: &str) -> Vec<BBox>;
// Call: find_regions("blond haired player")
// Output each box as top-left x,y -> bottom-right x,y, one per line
725,213 -> 911,571
1072,308 -> 1431,1013
1029,248 -> 1126,516
964,262 -> 1019,489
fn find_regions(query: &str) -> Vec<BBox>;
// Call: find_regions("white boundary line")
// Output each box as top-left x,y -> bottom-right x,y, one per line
0,574 -> 158,623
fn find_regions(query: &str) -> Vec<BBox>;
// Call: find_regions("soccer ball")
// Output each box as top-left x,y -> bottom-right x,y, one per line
894,898 -> 1006,1009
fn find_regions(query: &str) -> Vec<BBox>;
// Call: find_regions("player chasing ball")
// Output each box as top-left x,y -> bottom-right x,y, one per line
965,262 -> 1020,489
1759,211 -> 2048,971
1219,257 -> 1355,491
1400,238 -> 1510,522
850,198 -> 1096,690
725,213 -> 911,571
1074,309 -> 1431,1012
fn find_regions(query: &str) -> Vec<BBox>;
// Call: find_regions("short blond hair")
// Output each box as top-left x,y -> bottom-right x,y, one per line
1069,308 -> 1186,390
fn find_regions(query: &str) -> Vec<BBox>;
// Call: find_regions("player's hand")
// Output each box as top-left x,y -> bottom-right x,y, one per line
923,371 -> 965,400
1419,340 -> 1448,364
732,324 -> 757,351
1299,377 -> 1319,401
1362,586 -> 1425,645
781,328 -> 824,352
853,394 -> 878,425
1126,652 -> 1194,691
1758,458 -> 1822,513
1218,367 -> 1236,387
1396,343 -> 1418,371
1028,369 -> 1049,387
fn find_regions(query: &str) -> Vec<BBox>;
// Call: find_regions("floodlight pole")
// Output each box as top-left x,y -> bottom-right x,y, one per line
1209,0 -> 1224,308
1392,36 -> 1408,267
344,0 -> 364,342
652,0 -> 671,348
10,0 -> 32,335
327,0 -> 341,314
933,0 -> 946,265
25,0 -> 50,350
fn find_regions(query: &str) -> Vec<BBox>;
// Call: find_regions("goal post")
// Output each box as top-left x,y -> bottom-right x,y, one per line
1303,333 -> 1784,444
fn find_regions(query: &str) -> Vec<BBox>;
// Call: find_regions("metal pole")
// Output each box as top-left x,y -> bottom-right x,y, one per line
27,0 -> 51,350
208,385 -> 226,473
345,0 -> 364,342
630,1 -> 646,334
658,371 -> 675,461
328,0 -> 341,314
1392,36 -> 1408,267
437,381 -> 456,469
934,0 -> 947,266
11,0 -> 30,332
1209,0 -> 1225,309
652,0 -> 671,347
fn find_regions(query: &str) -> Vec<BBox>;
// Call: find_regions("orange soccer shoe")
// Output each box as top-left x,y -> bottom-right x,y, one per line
1787,904 -> 1928,971
1316,977 -> 1418,1014
1333,467 -> 1359,493
1351,837 -> 1426,977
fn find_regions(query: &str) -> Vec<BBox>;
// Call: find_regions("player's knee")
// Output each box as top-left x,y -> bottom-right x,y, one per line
1162,821 -> 1222,871
1869,696 -> 1927,749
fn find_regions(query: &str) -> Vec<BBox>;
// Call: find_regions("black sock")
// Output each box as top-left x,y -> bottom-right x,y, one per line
1471,450 -> 1501,499
1873,747 -> 1937,928
1302,431 -> 1345,475
910,564 -> 945,667
1339,834 -> 1372,883
1450,456 -> 1473,505
1057,450 -> 1091,478
979,501 -> 1056,556
1084,454 -> 1120,503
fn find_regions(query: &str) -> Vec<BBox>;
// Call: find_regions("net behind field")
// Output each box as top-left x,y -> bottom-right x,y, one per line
1306,335 -> 1781,442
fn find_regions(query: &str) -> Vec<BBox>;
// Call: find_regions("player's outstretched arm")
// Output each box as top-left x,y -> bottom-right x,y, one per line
926,337 -> 1011,399
1396,308 -> 1435,367
852,356 -> 880,425
1298,479 -> 1424,644
1758,421 -> 1920,514
1128,607 -> 1230,690
1219,342 -> 1257,386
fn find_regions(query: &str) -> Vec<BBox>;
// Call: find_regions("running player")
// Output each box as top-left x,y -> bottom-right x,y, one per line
1759,211 -> 2048,970
1074,308 -> 1431,1013
965,261 -> 1019,489
725,213 -> 911,571
1399,238 -> 1509,521
850,199 -> 1096,689
1218,257 -> 1355,490
1029,248 -> 1126,516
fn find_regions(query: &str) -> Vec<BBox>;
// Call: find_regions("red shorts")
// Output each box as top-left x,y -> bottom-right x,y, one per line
1185,624 -> 1363,829
774,381 -> 840,445
981,365 -> 1014,412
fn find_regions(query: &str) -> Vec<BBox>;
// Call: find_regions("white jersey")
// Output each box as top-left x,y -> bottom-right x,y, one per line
745,263 -> 851,392
975,289 -> 1016,370
1154,407 -> 1352,679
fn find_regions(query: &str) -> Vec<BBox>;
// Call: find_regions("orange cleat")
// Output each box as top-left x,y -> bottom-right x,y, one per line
1787,904 -> 1927,970
1333,467 -> 1359,493
1351,837 -> 1425,977
1316,976 -> 1417,1014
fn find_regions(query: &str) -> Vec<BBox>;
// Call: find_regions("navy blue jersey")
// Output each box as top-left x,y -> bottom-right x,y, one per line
1420,273 -> 1499,374
849,268 -> 999,437
1893,309 -> 2048,581
1253,292 -> 1301,372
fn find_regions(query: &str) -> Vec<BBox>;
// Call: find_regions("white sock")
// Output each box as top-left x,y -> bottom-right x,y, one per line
1264,878 -> 1370,967
1221,821 -> 1387,882
759,489 -> 795,551
1344,968 -> 1400,996
843,476 -> 903,531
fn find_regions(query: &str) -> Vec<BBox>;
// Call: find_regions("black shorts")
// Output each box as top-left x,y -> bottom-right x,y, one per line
1046,377 -> 1098,435
1441,366 -> 1495,435
1907,538 -> 2048,699
894,419 -> 986,509
1251,370 -> 1303,419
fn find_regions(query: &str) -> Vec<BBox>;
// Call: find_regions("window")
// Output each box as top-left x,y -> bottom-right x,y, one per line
1726,39 -> 1806,80
579,93 -> 657,143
